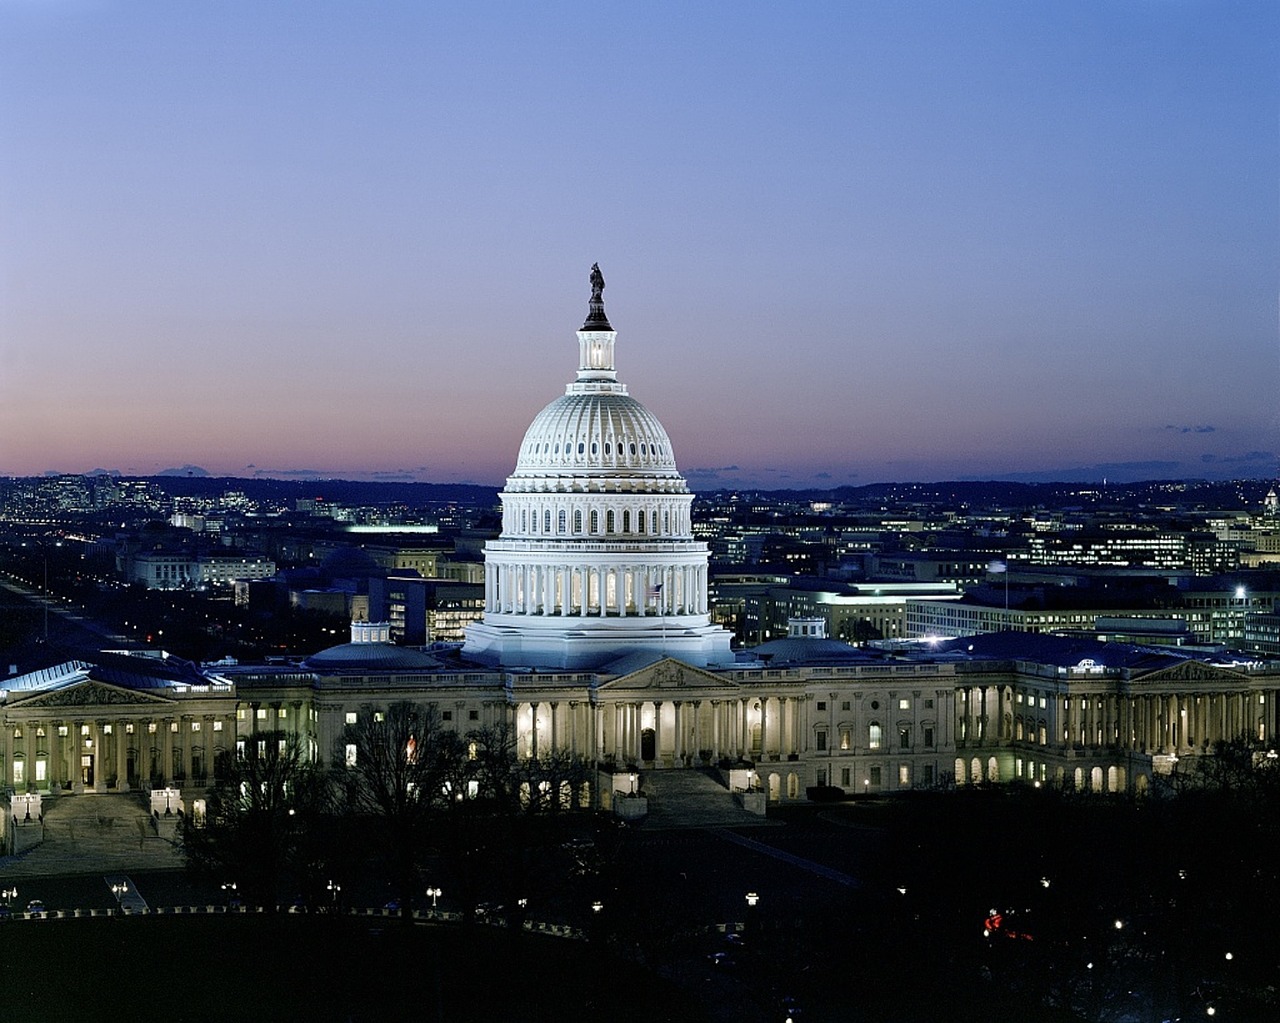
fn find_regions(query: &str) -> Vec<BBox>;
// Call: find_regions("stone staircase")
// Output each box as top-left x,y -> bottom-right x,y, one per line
1,794 -> 183,877
638,769 -> 773,829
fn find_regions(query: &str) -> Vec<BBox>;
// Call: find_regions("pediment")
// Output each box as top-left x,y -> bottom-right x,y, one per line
9,680 -> 176,710
601,657 -> 733,693
1133,660 -> 1249,686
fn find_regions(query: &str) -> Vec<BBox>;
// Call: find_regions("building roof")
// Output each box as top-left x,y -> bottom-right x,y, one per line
301,641 -> 440,673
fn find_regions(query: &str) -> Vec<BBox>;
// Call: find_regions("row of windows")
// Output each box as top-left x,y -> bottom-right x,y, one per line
815,724 -> 936,751
527,440 -> 666,459
816,698 -> 934,712
515,506 -> 681,537
13,721 -> 223,738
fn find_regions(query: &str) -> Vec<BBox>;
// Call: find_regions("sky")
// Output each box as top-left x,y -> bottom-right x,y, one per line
1,1 -> 1277,490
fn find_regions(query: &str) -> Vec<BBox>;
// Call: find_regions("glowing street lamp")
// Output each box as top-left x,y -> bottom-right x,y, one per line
745,891 -> 759,908
425,886 -> 442,909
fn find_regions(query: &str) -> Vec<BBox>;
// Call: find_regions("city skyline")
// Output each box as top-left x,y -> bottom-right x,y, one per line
2,2 -> 1276,489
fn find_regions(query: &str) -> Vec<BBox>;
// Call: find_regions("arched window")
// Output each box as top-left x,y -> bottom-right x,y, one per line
558,510 -> 566,534
606,510 -> 615,533
573,510 -> 582,533
868,722 -> 882,750
590,510 -> 598,533
577,442 -> 584,454
544,511 -> 551,533
623,510 -> 631,533
637,510 -> 645,533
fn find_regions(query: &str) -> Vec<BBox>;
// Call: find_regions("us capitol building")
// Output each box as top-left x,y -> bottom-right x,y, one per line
3,268 -> 1279,841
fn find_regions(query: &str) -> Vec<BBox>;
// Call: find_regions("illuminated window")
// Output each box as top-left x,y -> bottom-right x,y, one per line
839,729 -> 850,751
170,722 -> 179,733
236,709 -> 245,721
81,724 -> 89,736
213,721 -> 222,731
345,712 -> 357,725
148,723 -> 157,734
868,722 -> 882,750
899,764 -> 911,786
35,727 -> 45,738
11,728 -> 19,740
278,708 -> 287,719
374,711 -> 384,723
126,724 -> 135,734
256,708 -> 267,721
898,699 -> 910,711
191,721 -> 201,732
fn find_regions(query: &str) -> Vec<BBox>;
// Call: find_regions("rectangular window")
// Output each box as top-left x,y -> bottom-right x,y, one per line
923,764 -> 935,785
924,699 -> 934,709
103,724 -> 112,735
816,701 -> 827,711
868,724 -> 882,750
442,711 -> 452,722
170,722 -> 179,733
126,724 -> 135,734
816,732 -> 827,751
870,766 -> 882,787
278,708 -> 287,719
840,767 -> 851,787
213,721 -> 223,731
374,711 -> 385,723
35,759 -> 47,782
898,698 -> 910,711
236,709 -> 246,721
191,721 -> 201,732
345,744 -> 357,767
256,708 -> 267,721
13,761 -> 23,785
81,724 -> 89,736
899,728 -> 911,750
468,710 -> 479,721
345,712 -> 357,725
898,764 -> 910,786
924,727 -> 934,747
841,701 -> 851,711
148,723 -> 157,734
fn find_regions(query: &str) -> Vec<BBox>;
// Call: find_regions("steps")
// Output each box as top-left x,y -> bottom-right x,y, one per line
1,794 -> 183,877
638,769 -> 773,829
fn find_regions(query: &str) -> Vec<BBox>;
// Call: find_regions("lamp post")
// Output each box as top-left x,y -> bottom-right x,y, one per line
425,886 -> 441,910
327,880 -> 341,910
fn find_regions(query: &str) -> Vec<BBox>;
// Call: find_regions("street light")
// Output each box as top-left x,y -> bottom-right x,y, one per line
425,886 -> 442,909
745,891 -> 759,908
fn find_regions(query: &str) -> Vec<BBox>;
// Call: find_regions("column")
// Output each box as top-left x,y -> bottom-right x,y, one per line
652,701 -> 663,764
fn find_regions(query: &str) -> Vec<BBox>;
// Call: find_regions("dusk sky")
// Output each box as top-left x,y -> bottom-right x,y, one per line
2,2 -> 1276,489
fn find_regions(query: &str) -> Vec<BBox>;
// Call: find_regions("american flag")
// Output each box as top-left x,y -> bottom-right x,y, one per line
646,583 -> 663,600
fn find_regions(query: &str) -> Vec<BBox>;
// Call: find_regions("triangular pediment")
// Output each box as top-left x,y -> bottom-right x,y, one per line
600,656 -> 733,693
1133,660 -> 1250,686
9,680 -> 176,710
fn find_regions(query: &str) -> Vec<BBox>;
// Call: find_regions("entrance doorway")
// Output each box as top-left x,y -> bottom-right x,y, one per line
640,728 -> 656,762
80,754 -> 94,787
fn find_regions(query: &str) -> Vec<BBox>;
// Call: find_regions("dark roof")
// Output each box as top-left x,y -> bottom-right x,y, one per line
302,642 -> 440,673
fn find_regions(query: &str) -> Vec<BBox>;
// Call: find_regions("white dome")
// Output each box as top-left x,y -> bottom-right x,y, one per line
511,391 -> 682,485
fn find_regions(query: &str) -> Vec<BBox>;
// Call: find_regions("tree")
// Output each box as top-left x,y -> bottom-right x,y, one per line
181,730 -> 334,910
333,701 -> 453,919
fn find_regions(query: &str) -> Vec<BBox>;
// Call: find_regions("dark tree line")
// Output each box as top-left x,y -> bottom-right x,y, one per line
180,705 -> 596,921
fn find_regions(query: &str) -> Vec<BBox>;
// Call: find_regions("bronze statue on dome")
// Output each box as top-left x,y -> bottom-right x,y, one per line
589,263 -> 605,300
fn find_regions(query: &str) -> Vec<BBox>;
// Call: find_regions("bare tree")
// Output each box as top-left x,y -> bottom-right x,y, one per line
182,730 -> 332,910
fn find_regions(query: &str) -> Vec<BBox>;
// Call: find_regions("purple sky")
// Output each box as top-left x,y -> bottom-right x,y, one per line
2,2 -> 1276,489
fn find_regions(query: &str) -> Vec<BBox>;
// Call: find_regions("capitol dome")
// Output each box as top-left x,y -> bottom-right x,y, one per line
463,265 -> 734,671
510,391 -> 682,487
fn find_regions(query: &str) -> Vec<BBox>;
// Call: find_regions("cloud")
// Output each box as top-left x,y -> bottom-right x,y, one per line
1164,424 -> 1216,434
815,472 -> 832,479
156,464 -> 210,476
